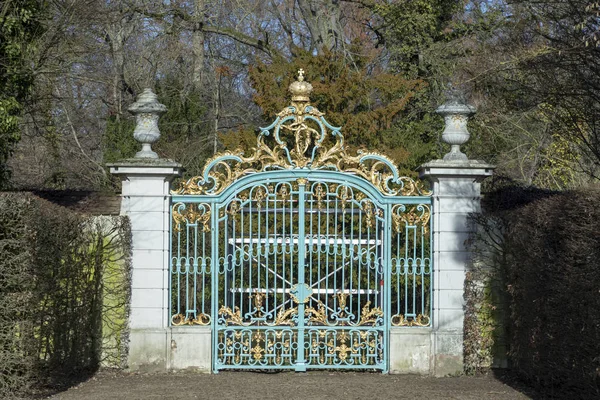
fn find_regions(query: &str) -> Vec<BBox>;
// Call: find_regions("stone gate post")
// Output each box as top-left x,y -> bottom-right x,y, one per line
108,89 -> 182,371
418,94 -> 494,376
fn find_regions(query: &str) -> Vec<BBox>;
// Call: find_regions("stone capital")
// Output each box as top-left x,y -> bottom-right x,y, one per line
418,159 -> 495,183
107,158 -> 183,179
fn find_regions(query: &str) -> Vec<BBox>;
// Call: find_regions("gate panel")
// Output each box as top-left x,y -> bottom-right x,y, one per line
171,202 -> 213,327
215,181 -> 301,369
390,204 -> 431,327
208,178 -> 388,371
302,181 -> 385,369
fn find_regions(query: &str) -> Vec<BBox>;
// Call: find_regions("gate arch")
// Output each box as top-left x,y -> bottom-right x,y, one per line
169,71 -> 431,372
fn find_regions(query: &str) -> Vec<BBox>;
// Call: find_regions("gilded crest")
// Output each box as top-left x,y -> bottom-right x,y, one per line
173,70 -> 430,197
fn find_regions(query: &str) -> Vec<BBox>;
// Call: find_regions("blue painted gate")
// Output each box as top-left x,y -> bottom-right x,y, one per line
170,71 -> 431,372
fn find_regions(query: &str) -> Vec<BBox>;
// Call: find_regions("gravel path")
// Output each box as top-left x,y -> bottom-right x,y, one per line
49,370 -> 534,400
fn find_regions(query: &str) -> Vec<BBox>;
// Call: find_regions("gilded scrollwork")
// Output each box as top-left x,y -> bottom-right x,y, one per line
218,305 -> 245,326
391,313 -> 431,327
172,71 -> 430,197
273,307 -> 298,326
357,301 -> 384,326
217,327 -> 383,367
305,295 -> 384,327
314,183 -> 326,210
172,203 -> 211,232
218,292 -> 299,327
391,204 -> 431,233
171,312 -> 211,326
305,301 -> 329,325
362,200 -> 375,228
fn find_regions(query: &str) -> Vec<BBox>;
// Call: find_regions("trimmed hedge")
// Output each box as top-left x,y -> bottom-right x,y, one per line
0,193 -> 130,398
473,186 -> 600,398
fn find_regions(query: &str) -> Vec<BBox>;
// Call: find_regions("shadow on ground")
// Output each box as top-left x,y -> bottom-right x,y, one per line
492,369 -> 598,400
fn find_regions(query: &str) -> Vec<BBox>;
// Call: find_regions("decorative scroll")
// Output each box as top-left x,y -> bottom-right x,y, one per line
217,328 -> 383,368
305,293 -> 384,327
391,314 -> 430,327
357,302 -> 384,326
172,202 -> 211,232
308,329 -> 383,367
218,305 -> 245,326
218,293 -> 298,327
391,204 -> 431,233
172,72 -> 430,197
217,293 -> 383,328
171,312 -> 211,326
218,328 -> 295,366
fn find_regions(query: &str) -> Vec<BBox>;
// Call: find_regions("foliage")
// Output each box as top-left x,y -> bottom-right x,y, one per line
0,193 -> 131,398
247,50 -> 428,173
453,0 -> 600,185
5,0 -> 599,191
374,0 -> 477,170
506,0 -> 600,178
375,0 -> 461,78
472,184 -> 600,398
0,0 -> 46,188
153,75 -> 213,178
463,269 -> 497,374
102,115 -> 137,164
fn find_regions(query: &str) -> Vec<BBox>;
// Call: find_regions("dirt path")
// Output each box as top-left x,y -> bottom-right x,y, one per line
49,371 -> 534,400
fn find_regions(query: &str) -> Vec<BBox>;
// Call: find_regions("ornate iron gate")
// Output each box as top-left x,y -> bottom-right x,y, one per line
170,71 -> 431,372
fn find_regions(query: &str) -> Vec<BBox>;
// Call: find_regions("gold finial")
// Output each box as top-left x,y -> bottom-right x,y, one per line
289,67 -> 312,103
298,68 -> 305,81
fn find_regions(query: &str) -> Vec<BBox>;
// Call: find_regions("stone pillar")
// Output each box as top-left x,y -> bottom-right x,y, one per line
417,91 -> 494,376
109,159 -> 181,371
108,88 -> 182,371
419,161 -> 493,376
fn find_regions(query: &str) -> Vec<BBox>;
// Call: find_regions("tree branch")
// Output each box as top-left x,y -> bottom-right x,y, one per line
135,6 -> 283,59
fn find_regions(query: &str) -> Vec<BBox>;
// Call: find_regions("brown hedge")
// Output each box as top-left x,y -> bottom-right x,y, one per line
479,186 -> 600,398
0,193 -> 130,398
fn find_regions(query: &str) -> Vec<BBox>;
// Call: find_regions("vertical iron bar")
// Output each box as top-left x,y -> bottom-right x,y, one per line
249,191 -> 254,315
296,180 -> 307,371
211,202 -> 220,372
384,203 -> 392,373
193,223 -> 198,318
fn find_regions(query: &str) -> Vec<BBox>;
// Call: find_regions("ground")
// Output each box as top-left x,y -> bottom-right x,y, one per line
48,370 -> 536,400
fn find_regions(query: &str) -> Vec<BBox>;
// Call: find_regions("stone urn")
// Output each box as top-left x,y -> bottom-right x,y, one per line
436,91 -> 476,162
129,88 -> 167,159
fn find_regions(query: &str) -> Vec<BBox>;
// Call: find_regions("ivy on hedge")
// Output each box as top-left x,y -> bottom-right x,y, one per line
0,192 -> 131,398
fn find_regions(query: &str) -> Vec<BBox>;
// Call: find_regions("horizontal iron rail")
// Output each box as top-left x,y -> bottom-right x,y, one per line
172,194 -> 431,205
228,288 -> 380,294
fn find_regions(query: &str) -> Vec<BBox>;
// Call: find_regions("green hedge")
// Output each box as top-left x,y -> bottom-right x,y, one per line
473,185 -> 600,398
0,193 -> 131,398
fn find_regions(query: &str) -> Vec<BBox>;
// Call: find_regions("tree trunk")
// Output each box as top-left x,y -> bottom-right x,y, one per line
213,72 -> 220,155
192,0 -> 205,91
296,0 -> 342,54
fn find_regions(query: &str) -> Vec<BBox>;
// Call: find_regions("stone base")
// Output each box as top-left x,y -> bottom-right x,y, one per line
127,328 -> 462,375
389,328 -> 431,374
127,329 -> 168,372
389,329 -> 463,376
127,328 -> 211,372
433,332 -> 464,376
169,327 -> 211,371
